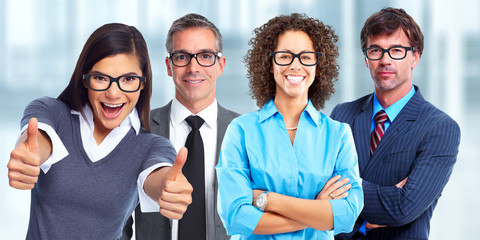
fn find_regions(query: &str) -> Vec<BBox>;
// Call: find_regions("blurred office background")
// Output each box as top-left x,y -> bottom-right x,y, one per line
0,0 -> 478,239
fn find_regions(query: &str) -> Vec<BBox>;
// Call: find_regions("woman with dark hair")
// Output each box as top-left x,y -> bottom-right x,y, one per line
7,23 -> 192,239
216,14 -> 363,239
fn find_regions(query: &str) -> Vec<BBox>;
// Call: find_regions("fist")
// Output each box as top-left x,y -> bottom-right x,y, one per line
7,118 -> 41,190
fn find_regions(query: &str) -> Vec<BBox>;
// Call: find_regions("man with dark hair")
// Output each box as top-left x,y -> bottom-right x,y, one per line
332,7 -> 460,240
122,13 -> 239,240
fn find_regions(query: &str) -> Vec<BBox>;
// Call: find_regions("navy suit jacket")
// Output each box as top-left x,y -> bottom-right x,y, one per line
331,86 -> 460,240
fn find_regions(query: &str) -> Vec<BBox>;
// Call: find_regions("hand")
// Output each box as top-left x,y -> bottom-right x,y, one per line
316,175 -> 351,200
396,177 -> 408,189
158,147 -> 193,220
366,222 -> 387,229
7,118 -> 41,190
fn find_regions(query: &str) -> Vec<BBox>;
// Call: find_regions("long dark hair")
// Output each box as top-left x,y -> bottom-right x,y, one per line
58,23 -> 153,130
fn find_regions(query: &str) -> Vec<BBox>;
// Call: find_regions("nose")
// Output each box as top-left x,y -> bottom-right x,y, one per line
105,82 -> 123,99
379,51 -> 393,65
187,56 -> 202,72
289,56 -> 302,70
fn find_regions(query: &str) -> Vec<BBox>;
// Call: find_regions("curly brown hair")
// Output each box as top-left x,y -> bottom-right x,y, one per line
244,13 -> 339,110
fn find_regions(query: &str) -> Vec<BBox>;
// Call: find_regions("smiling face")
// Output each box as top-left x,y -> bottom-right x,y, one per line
272,30 -> 316,104
365,28 -> 420,100
85,53 -> 144,138
166,27 -> 225,113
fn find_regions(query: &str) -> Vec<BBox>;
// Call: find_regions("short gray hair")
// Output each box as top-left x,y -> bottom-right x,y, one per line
166,13 -> 223,53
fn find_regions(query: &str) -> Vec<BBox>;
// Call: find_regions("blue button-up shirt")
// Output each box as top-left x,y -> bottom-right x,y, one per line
216,99 -> 363,239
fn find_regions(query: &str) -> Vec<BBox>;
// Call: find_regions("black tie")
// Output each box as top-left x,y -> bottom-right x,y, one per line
178,115 -> 206,240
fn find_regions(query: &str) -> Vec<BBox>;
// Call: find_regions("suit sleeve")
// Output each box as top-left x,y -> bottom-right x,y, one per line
360,117 -> 460,226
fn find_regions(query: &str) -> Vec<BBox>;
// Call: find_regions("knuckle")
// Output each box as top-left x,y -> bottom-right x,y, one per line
33,167 -> 41,176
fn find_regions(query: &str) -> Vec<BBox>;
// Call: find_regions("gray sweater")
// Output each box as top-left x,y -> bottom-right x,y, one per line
21,97 -> 176,240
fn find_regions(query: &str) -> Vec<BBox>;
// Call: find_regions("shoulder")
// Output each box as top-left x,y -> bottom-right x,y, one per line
27,97 -> 69,111
150,102 -> 171,119
331,94 -> 372,121
333,94 -> 371,112
319,112 -> 352,136
225,110 -> 258,132
150,101 -> 171,126
419,100 -> 460,134
218,103 -> 240,120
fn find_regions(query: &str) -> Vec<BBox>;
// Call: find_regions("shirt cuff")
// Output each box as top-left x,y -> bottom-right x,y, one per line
20,122 -> 69,173
137,162 -> 172,213
359,220 -> 367,235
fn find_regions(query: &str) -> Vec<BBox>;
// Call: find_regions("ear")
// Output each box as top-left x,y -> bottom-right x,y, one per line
364,55 -> 369,68
410,50 -> 421,70
216,56 -> 226,77
166,57 -> 173,77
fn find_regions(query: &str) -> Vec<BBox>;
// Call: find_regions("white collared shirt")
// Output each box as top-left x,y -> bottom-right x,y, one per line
169,97 -> 218,240
21,105 -> 166,212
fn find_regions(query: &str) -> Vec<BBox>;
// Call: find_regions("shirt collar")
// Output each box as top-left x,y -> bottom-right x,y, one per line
71,104 -> 141,135
259,99 -> 319,126
171,97 -> 218,129
372,85 -> 416,122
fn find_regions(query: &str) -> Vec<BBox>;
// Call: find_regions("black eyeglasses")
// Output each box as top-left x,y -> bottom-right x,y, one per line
169,52 -> 222,67
362,46 -> 416,60
270,51 -> 322,66
83,74 -> 145,92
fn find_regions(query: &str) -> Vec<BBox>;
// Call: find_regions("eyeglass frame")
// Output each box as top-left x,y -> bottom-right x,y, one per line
168,51 -> 222,67
362,46 -> 417,60
269,51 -> 323,66
83,73 -> 146,93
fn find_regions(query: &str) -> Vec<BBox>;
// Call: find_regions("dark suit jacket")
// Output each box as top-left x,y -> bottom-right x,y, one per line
331,86 -> 460,240
128,101 -> 239,240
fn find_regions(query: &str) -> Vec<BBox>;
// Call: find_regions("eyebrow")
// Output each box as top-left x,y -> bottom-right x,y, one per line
89,71 -> 141,76
173,48 -> 217,53
367,44 -> 407,48
276,49 -> 316,53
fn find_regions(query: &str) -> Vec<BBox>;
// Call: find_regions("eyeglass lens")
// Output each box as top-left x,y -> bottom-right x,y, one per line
366,47 -> 408,60
171,52 -> 217,67
273,52 -> 319,66
87,74 -> 142,92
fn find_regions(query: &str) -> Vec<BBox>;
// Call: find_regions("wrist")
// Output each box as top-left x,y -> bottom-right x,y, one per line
255,191 -> 271,211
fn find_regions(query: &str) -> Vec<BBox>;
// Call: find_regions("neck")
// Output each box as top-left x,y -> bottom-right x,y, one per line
375,84 -> 412,109
274,95 -> 307,128
176,95 -> 215,115
92,119 -> 112,145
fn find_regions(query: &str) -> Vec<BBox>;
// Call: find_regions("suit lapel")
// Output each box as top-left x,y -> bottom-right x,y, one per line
353,95 -> 374,174
363,88 -> 424,177
150,101 -> 171,138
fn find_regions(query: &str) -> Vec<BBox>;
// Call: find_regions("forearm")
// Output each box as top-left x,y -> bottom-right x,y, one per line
253,211 -> 307,234
266,192 -> 333,231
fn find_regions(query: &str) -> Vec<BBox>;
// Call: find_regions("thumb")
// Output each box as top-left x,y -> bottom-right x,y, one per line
167,147 -> 188,181
26,117 -> 39,153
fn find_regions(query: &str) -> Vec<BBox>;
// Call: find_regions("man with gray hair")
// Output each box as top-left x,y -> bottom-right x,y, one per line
122,13 -> 239,240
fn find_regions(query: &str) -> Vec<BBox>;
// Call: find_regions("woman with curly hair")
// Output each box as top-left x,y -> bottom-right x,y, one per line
216,13 -> 363,239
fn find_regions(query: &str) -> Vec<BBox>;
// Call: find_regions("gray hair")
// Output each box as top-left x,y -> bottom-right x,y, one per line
166,13 -> 223,53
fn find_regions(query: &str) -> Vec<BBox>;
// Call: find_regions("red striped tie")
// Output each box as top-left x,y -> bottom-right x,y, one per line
370,110 -> 388,156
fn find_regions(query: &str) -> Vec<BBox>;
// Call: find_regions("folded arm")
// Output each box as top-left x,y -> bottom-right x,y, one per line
361,118 -> 460,227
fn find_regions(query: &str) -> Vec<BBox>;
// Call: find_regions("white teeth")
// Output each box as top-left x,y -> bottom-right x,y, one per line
286,76 -> 304,83
104,103 -> 123,108
186,80 -> 202,84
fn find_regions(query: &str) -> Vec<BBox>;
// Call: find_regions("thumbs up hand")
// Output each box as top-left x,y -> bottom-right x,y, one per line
158,147 -> 193,220
7,118 -> 42,190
